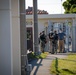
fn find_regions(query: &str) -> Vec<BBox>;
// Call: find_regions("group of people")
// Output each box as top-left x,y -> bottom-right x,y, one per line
49,29 -> 66,54
39,29 -> 66,54
49,30 -> 58,54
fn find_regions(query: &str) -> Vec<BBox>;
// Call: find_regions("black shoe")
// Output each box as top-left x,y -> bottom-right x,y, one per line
63,51 -> 66,53
51,52 -> 54,54
58,51 -> 60,53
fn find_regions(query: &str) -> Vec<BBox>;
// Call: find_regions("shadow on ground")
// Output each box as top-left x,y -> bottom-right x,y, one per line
28,59 -> 43,75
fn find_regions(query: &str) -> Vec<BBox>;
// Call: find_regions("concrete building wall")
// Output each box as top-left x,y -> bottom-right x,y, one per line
26,14 -> 74,36
26,14 -> 76,52
38,21 -> 45,35
0,0 -> 21,75
11,0 -> 21,75
0,0 -> 12,75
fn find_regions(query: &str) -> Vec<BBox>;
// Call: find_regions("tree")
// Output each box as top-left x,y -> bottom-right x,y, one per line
62,0 -> 76,13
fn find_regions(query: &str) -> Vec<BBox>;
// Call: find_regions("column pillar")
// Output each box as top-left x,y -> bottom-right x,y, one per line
0,0 -> 12,75
20,0 -> 28,75
0,0 -> 21,75
33,0 -> 39,55
65,20 -> 69,52
72,19 -> 76,52
11,0 -> 21,75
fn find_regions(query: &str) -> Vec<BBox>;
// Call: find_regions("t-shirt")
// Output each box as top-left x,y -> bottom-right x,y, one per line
53,33 -> 58,40
40,34 -> 46,43
58,32 -> 65,40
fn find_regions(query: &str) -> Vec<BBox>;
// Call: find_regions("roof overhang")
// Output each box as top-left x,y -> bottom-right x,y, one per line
26,14 -> 76,20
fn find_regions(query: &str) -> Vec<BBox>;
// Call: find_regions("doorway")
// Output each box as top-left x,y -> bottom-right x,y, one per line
27,27 -> 33,51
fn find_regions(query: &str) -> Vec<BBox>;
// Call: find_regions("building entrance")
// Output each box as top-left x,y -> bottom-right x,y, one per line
48,21 -> 72,52
27,27 -> 33,51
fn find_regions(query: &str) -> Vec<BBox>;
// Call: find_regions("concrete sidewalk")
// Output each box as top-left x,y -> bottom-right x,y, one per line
29,53 -> 68,75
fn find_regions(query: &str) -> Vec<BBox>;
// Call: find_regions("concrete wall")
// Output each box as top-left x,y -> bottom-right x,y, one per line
0,0 -> 12,75
26,14 -> 76,52
0,0 -> 21,75
38,21 -> 45,36
11,0 -> 21,75
26,14 -> 74,36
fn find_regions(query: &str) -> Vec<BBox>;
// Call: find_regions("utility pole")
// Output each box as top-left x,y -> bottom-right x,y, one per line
65,20 -> 69,52
33,0 -> 39,55
20,0 -> 28,74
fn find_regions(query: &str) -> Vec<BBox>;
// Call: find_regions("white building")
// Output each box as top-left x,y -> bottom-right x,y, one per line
0,0 -> 76,75
26,14 -> 76,52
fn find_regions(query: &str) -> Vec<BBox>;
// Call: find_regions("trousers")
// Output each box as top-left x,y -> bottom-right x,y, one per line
58,40 -> 64,52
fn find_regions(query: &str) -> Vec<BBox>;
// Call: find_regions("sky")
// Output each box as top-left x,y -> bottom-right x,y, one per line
25,0 -> 66,14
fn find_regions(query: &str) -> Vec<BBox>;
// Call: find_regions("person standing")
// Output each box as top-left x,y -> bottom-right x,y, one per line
58,29 -> 66,53
44,34 -> 49,52
48,30 -> 54,53
52,30 -> 58,54
40,31 -> 46,53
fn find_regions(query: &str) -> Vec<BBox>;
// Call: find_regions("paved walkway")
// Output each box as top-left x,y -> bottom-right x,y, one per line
28,53 -> 68,75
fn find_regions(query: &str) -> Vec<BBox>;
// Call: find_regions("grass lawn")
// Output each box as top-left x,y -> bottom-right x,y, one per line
35,52 -> 49,58
28,52 -> 48,59
50,53 -> 76,75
